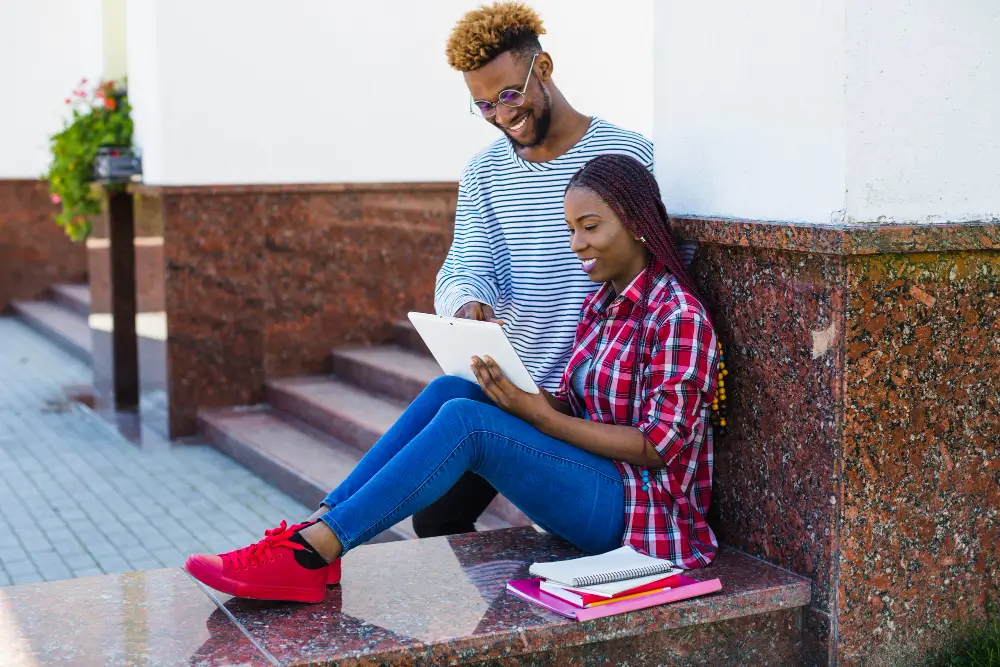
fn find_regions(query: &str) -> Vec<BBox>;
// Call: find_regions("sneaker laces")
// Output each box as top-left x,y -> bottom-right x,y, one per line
224,520 -> 306,570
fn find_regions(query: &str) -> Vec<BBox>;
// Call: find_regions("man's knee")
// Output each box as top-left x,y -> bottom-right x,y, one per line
412,472 -> 499,538
412,509 -> 475,538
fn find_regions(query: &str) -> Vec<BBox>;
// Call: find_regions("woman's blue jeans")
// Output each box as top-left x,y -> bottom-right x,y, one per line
321,376 -> 625,554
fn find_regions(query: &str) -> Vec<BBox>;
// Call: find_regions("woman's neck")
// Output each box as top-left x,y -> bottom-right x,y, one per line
610,254 -> 651,295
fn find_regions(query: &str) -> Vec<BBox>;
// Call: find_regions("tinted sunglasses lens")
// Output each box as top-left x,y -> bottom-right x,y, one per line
472,101 -> 495,117
498,90 -> 525,107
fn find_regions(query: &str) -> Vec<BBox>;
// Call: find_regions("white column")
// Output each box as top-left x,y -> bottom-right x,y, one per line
654,0 -> 1000,225
102,0 -> 127,81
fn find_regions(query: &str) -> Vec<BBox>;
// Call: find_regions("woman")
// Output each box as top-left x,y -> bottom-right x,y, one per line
185,155 -> 720,603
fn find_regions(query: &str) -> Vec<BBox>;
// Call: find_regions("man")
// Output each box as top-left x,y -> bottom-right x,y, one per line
413,1 -> 654,538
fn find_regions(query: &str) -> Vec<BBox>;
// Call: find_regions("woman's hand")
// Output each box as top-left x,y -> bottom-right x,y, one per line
471,356 -> 553,427
472,356 -> 662,467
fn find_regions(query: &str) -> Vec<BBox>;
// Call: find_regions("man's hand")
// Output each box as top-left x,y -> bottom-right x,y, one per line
472,356 -> 553,427
455,301 -> 504,326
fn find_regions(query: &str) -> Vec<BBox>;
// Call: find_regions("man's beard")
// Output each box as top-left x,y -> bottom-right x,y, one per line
506,87 -> 552,150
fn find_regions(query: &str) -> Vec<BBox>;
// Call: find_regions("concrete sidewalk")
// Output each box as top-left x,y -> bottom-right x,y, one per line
0,316 -> 309,585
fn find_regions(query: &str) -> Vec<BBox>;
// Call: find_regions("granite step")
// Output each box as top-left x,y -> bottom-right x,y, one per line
198,405 -> 416,542
265,374 -> 533,529
49,283 -> 91,317
330,344 -> 442,404
214,533 -> 815,665
267,375 -> 401,454
10,298 -> 92,363
391,319 -> 430,356
0,529 -> 814,665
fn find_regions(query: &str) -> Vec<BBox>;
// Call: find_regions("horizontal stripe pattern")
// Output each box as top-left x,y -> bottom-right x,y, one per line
434,119 -> 655,391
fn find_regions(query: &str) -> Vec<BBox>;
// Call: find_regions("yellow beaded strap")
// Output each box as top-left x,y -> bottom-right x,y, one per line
709,342 -> 730,437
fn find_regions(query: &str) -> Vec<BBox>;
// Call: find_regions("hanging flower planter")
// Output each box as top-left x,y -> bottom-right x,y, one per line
93,146 -> 142,183
46,79 -> 137,241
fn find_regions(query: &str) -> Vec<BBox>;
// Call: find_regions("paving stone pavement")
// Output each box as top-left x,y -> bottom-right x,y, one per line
0,316 -> 310,586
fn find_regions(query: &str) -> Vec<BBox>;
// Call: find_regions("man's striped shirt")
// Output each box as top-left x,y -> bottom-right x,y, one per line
434,118 -> 655,391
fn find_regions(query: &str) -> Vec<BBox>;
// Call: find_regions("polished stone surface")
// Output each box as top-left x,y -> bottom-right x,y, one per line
220,528 -> 810,666
0,528 -> 812,666
0,568 -> 270,666
692,245 -> 843,617
681,218 -> 1000,666
0,179 -> 87,312
130,183 -> 458,436
837,250 -> 1000,666
476,609 -> 805,667
673,215 -> 1000,254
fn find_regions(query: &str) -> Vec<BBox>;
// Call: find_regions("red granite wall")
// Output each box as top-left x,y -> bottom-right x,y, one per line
838,249 -> 1000,666
675,216 -> 1000,666
131,183 -> 458,437
0,179 -> 87,311
690,242 -> 843,664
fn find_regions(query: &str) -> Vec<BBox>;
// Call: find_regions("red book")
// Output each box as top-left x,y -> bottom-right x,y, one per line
539,574 -> 681,607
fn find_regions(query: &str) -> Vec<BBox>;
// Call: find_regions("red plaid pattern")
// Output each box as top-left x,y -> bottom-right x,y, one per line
554,262 -> 719,567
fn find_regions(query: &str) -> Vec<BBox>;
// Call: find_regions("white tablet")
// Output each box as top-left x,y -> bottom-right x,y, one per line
408,312 -> 540,394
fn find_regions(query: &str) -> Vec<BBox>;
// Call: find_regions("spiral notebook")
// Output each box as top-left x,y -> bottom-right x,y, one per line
528,546 -> 678,588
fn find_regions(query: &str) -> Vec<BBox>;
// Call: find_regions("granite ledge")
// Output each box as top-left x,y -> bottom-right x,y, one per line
0,528 -> 812,666
219,528 -> 813,666
129,181 -> 459,196
672,215 -> 1000,255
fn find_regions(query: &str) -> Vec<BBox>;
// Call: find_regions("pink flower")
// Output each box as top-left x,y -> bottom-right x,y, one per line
80,77 -> 87,84
50,194 -> 61,205
74,90 -> 86,97
64,98 -> 72,104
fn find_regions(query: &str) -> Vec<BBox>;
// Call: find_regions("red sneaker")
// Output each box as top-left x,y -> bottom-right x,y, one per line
271,521 -> 341,586
327,556 -> 342,585
185,520 -> 329,603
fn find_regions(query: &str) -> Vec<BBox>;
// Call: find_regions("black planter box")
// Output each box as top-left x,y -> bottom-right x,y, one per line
93,146 -> 142,183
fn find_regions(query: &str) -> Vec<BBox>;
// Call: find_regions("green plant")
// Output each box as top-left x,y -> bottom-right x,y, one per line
46,78 -> 133,240
933,611 -> 1000,667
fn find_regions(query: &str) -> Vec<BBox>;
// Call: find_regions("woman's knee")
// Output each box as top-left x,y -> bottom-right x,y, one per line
437,397 -> 496,422
424,375 -> 483,402
430,398 -> 502,447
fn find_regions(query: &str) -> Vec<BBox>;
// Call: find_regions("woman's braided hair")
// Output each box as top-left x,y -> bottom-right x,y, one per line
566,154 -> 727,436
566,154 -> 701,298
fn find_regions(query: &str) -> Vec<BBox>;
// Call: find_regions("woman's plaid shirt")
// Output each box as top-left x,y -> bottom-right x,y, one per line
554,262 -> 720,567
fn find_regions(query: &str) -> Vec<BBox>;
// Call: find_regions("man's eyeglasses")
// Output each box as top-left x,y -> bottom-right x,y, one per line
469,53 -> 539,119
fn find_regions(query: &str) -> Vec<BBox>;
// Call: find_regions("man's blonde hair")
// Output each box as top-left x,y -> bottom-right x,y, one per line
446,2 -> 546,72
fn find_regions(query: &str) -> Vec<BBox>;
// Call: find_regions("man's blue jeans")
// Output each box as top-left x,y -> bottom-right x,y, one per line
321,376 -> 625,554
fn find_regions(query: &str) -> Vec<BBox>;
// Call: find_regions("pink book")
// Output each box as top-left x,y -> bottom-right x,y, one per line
506,576 -> 722,622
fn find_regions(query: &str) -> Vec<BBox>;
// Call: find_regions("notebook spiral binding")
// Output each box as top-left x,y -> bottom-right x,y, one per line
573,564 -> 673,588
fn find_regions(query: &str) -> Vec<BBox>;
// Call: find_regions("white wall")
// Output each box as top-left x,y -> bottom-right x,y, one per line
654,0 -> 847,224
654,0 -> 1000,225
125,0 -> 653,185
845,0 -> 1000,224
102,0 -> 127,80
0,0 -> 105,179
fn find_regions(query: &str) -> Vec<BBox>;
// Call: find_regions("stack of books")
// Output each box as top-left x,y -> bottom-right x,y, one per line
506,546 -> 721,621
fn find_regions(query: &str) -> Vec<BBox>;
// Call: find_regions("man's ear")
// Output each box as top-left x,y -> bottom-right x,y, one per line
536,52 -> 554,83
